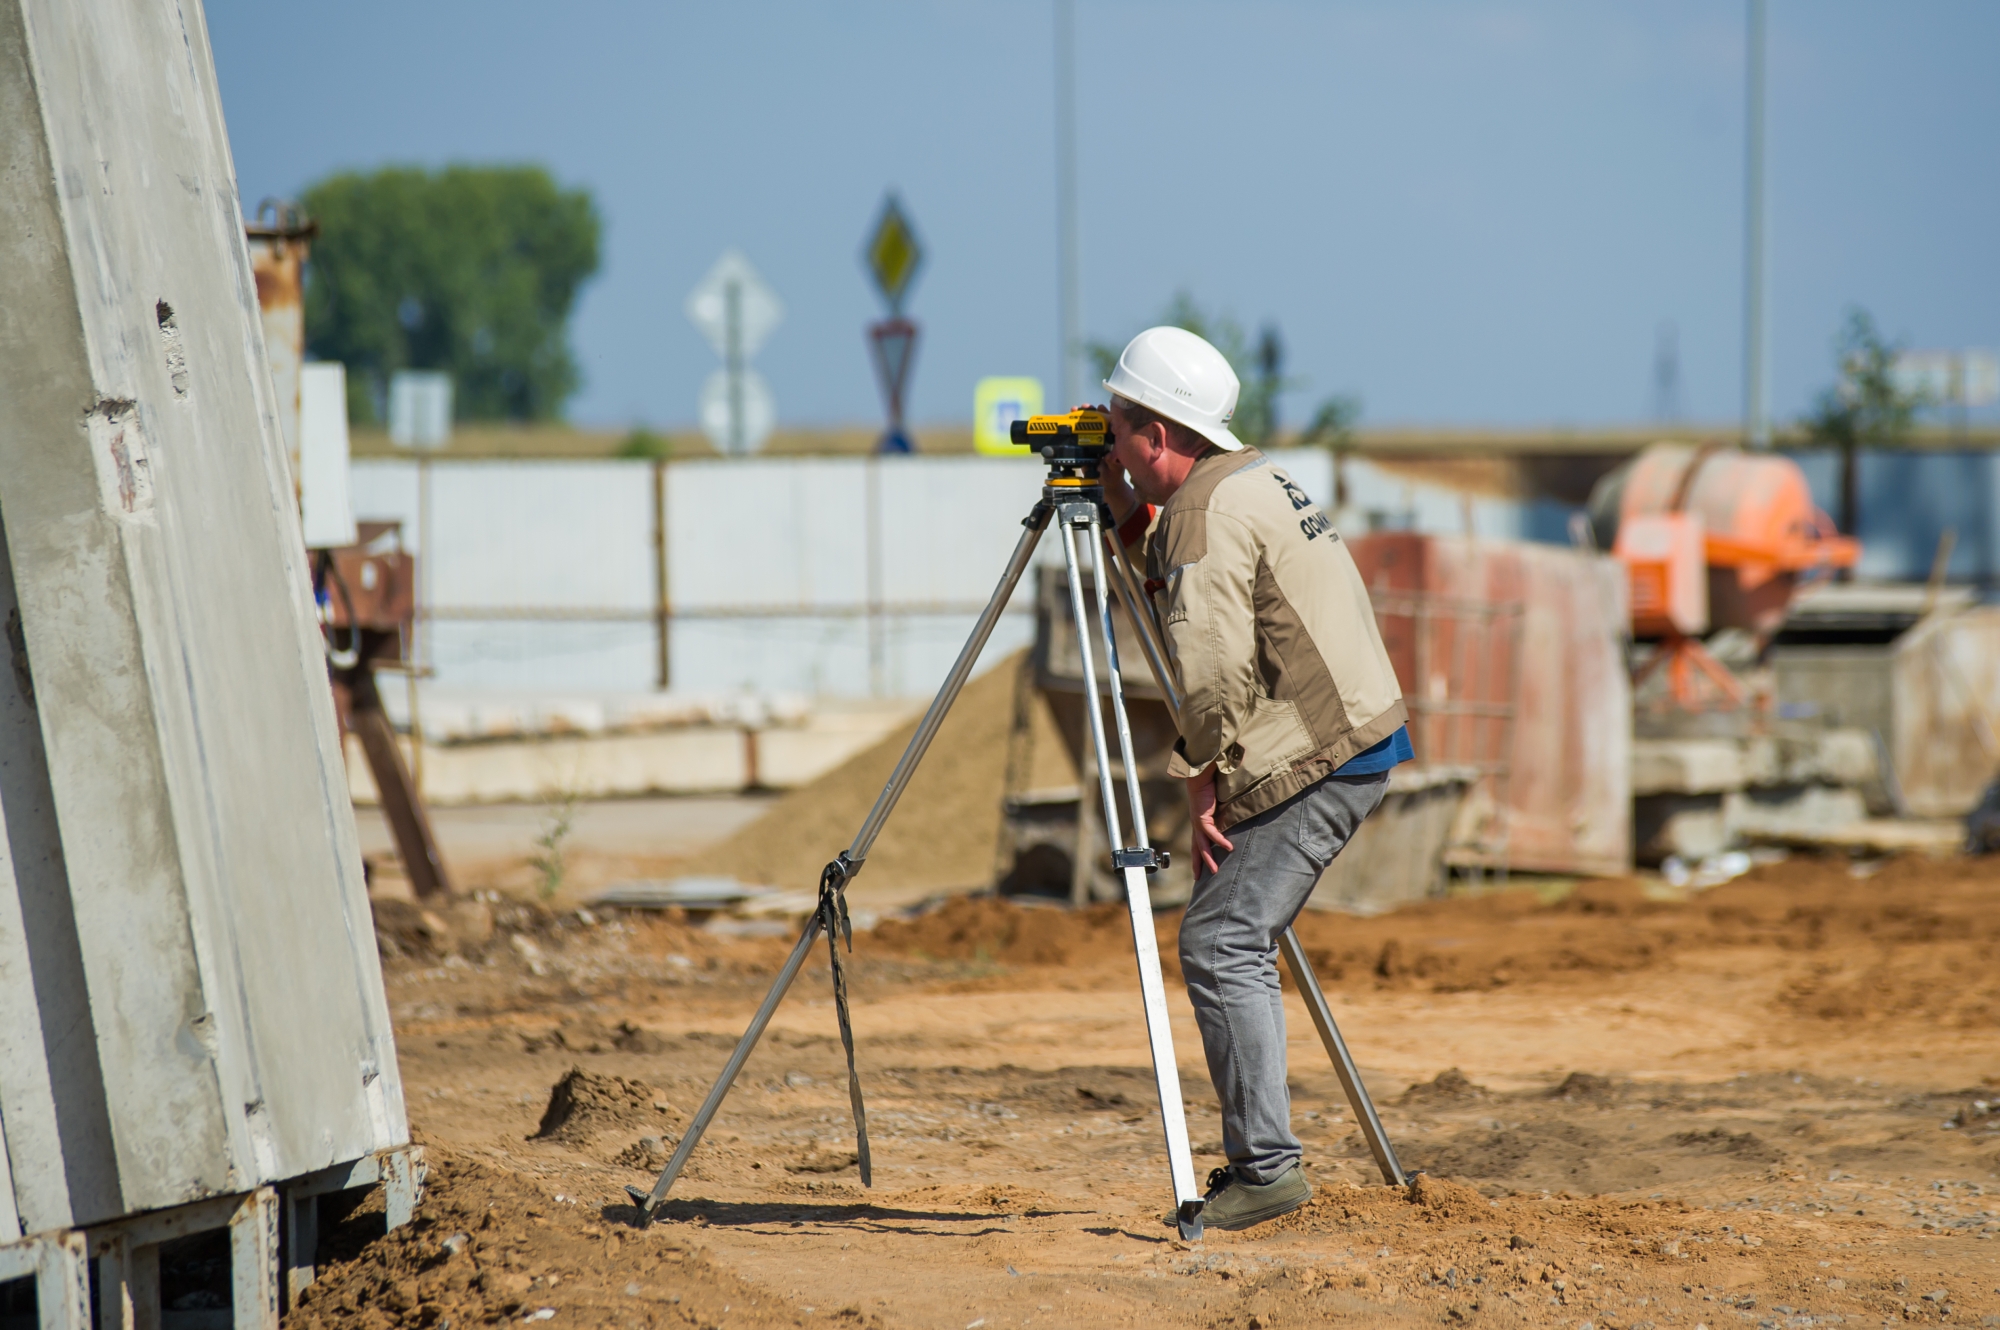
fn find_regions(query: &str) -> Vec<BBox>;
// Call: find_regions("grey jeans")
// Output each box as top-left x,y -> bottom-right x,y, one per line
1179,771 -> 1389,1184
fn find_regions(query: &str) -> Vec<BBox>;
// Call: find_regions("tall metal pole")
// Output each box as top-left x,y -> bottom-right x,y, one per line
725,278 -> 746,456
865,456 -> 886,697
1054,0 -> 1081,407
1743,0 -> 1769,448
652,458 -> 670,690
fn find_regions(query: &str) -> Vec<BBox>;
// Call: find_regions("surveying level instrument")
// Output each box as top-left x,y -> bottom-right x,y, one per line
625,408 -> 1407,1241
1010,405 -> 1110,448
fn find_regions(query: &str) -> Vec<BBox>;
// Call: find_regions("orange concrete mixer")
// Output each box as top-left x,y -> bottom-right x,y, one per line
1588,442 -> 1859,708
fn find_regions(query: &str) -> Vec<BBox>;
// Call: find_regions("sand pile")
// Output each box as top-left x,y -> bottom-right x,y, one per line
683,651 -> 1071,898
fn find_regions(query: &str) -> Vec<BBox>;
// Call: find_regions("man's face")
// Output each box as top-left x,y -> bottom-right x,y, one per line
1110,403 -> 1178,504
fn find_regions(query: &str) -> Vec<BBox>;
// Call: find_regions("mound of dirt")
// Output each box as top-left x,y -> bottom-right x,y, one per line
1404,1171 -> 1488,1219
865,894 -> 1136,966
1662,1128 -> 1785,1164
1400,1067 -> 1489,1105
531,1068 -> 676,1143
286,1151 -> 773,1330
1549,1071 -> 1615,1102
682,651 -> 1070,898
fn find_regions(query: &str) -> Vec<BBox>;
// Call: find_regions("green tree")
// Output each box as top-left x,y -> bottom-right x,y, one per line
1800,307 -> 1928,534
302,165 -> 601,424
1087,291 -> 1358,450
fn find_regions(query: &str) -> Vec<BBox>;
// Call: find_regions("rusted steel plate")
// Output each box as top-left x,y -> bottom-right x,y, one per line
1351,533 -> 1631,876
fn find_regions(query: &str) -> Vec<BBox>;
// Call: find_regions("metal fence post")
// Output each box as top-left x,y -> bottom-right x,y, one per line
653,457 -> 671,690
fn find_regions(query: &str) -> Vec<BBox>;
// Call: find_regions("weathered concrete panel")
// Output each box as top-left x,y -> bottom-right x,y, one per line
0,0 -> 404,1225
1892,609 -> 2000,819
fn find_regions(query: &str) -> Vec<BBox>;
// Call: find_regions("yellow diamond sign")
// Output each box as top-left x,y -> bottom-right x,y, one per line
864,193 -> 923,313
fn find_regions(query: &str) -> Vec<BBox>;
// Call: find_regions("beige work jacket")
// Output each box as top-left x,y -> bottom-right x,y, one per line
1131,447 -> 1407,829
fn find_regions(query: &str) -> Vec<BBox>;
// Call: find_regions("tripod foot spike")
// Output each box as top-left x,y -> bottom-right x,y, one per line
623,1186 -> 654,1229
1176,1202 -> 1205,1241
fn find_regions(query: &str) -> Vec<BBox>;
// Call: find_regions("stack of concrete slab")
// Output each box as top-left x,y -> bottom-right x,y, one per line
1633,582 -> 1993,861
346,688 -> 916,805
0,1 -> 412,1323
1631,730 -> 1883,860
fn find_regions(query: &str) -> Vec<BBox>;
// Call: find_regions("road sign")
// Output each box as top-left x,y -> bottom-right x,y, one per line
699,367 -> 776,454
388,370 -> 451,450
1893,349 -> 2000,408
868,317 -> 919,448
863,194 -> 923,314
686,251 -> 783,360
973,377 -> 1045,455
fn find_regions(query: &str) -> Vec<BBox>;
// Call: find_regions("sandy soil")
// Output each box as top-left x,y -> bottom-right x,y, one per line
310,852 -> 2000,1329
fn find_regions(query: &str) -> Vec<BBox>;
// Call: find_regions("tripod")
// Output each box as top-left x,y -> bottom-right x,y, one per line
626,435 -> 1406,1241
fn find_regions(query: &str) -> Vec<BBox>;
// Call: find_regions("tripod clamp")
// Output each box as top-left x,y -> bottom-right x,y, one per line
1112,846 -> 1170,873
814,851 -> 872,1187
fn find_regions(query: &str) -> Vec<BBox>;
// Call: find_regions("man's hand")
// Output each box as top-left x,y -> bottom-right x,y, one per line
1084,403 -> 1140,523
1186,766 -> 1234,877
1099,448 -> 1139,524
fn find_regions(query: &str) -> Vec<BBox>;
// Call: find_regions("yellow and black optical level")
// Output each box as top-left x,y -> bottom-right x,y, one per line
1009,407 -> 1111,448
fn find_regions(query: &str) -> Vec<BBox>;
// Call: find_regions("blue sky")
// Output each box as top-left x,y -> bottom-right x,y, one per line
208,1 -> 2000,432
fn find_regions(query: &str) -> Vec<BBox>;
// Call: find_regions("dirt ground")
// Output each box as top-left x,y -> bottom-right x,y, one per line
319,851 -> 2000,1329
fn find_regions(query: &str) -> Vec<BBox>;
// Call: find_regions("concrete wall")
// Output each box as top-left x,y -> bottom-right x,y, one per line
0,0 -> 403,1230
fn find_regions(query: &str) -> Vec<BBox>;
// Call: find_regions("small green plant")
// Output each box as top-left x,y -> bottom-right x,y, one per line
617,426 -> 673,459
528,786 -> 579,900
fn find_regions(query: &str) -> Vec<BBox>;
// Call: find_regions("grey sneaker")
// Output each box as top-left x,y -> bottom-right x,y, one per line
1197,1164 -> 1312,1231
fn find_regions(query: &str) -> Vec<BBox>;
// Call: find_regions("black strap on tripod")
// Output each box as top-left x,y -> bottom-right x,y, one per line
816,853 -> 872,1186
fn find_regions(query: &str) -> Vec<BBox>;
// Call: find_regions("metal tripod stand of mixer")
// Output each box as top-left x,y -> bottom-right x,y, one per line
625,409 -> 1408,1241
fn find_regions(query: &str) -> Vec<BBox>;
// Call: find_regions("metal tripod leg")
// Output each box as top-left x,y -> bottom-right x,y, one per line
626,918 -> 823,1216
1099,531 -> 1411,1188
626,502 -> 1054,1222
1058,506 -> 1205,1238
1278,930 -> 1408,1186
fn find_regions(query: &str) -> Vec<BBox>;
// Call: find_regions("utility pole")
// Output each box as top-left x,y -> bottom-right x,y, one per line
1654,320 -> 1682,423
725,276 -> 745,455
1054,0 -> 1081,406
1743,0 -> 1770,447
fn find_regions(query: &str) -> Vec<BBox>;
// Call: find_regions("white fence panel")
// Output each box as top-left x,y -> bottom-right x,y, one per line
432,461 -> 653,610
342,450 -> 1533,698
668,458 -> 869,612
350,455 -> 1053,697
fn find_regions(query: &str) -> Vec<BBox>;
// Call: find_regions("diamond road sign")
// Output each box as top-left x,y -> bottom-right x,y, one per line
686,250 -> 783,360
863,194 -> 923,314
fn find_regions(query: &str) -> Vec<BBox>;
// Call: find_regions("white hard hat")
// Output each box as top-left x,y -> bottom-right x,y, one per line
1103,325 -> 1243,452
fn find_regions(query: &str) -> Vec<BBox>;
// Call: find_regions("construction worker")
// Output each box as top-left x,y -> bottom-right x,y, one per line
1098,326 -> 1411,1231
